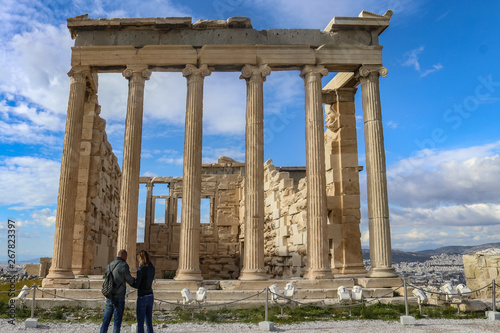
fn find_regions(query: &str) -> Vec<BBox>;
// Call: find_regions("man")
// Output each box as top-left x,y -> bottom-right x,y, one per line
100,249 -> 135,333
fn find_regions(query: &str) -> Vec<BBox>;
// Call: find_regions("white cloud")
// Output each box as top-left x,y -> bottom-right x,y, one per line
0,23 -> 72,115
386,120 -> 398,129
202,146 -> 245,163
421,63 -> 444,77
31,208 -> 56,227
387,142 -> 500,207
391,203 -> 500,227
403,46 -> 424,71
402,46 -> 443,77
0,157 -> 60,209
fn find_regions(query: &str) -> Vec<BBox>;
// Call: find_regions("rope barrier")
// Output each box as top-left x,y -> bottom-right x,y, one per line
407,281 -> 493,296
7,278 -> 498,315
154,288 -> 267,309
267,284 -> 403,310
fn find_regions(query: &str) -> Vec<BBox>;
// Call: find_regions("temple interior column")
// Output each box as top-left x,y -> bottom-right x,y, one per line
357,65 -> 397,278
239,64 -> 271,281
301,65 -> 334,280
117,65 -> 151,273
144,180 -> 154,252
47,66 -> 90,279
175,64 -> 211,281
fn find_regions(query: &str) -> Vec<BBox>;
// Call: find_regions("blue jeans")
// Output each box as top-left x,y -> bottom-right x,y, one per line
136,294 -> 154,333
101,297 -> 125,333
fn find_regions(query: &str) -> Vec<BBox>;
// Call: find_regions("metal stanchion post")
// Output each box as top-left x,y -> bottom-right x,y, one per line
493,280 -> 496,313
25,284 -> 38,328
265,286 -> 269,322
487,280 -> 499,321
259,286 -> 274,331
400,277 -> 416,326
31,284 -> 36,318
404,279 -> 409,317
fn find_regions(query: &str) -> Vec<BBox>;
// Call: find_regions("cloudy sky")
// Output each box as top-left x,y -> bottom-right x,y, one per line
1,0 -> 499,261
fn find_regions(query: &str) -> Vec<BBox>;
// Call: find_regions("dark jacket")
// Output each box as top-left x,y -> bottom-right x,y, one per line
133,264 -> 155,297
105,257 -> 135,299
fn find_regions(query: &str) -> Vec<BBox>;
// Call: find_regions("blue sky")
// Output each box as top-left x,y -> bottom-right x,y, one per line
1,0 -> 499,261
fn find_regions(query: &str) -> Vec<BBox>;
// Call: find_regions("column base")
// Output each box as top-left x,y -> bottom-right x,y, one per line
341,265 -> 368,275
174,269 -> 203,281
304,268 -> 334,280
367,267 -> 398,278
46,268 -> 75,279
238,268 -> 268,281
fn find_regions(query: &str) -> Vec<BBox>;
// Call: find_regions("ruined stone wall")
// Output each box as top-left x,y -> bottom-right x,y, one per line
263,160 -> 308,278
463,253 -> 500,298
72,95 -> 121,275
141,158 -> 243,279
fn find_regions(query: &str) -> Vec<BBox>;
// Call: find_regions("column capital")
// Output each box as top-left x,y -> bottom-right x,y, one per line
300,64 -> 328,79
67,66 -> 91,79
240,64 -> 271,83
123,65 -> 152,82
182,64 -> 211,79
355,65 -> 388,80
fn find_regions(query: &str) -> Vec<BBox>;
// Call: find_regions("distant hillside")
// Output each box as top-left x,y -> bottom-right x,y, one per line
415,242 -> 500,256
362,249 -> 430,263
362,242 -> 500,264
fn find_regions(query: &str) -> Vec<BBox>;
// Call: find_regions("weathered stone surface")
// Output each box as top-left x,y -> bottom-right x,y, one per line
463,253 -> 500,298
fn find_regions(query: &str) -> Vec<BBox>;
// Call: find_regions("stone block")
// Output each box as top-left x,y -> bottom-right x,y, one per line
486,311 -> 500,320
279,178 -> 293,190
25,318 -> 38,328
258,321 -> 274,331
400,315 -> 416,325
325,170 -> 334,184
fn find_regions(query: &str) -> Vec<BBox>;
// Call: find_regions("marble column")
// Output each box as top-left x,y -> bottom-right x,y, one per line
47,66 -> 90,279
117,65 -> 151,273
357,65 -> 397,278
301,65 -> 334,280
239,64 -> 271,281
175,64 -> 211,281
144,181 -> 154,251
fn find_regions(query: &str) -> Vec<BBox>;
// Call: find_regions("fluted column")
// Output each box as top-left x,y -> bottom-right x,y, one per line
239,64 -> 271,281
117,65 -> 151,273
47,66 -> 90,279
301,65 -> 334,280
144,181 -> 154,251
357,65 -> 397,278
175,64 -> 211,281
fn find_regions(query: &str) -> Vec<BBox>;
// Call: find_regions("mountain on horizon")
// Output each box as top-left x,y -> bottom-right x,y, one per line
363,242 -> 500,264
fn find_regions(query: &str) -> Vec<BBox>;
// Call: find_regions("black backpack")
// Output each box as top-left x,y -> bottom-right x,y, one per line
102,261 -> 120,299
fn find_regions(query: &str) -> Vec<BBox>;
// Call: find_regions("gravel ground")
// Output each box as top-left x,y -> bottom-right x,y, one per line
1,319 -> 499,332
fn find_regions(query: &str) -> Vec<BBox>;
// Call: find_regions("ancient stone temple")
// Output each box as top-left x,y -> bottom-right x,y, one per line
45,10 -> 398,284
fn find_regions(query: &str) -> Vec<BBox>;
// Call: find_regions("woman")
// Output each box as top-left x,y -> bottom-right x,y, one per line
133,250 -> 155,333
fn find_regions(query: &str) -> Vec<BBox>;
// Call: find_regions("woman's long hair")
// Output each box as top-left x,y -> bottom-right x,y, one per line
137,250 -> 151,267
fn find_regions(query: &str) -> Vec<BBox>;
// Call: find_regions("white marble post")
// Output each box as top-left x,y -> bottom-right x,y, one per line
357,65 -> 397,278
47,66 -> 90,279
239,64 -> 271,281
175,64 -> 211,281
301,65 -> 334,280
117,65 -> 151,273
